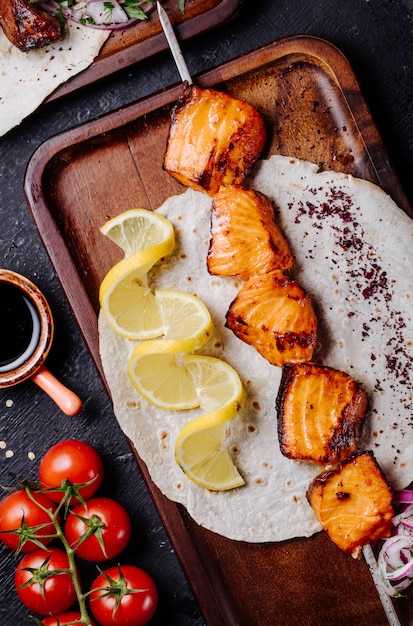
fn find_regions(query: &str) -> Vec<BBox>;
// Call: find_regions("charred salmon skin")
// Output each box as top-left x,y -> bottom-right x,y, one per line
207,185 -> 294,279
225,270 -> 317,366
163,84 -> 267,196
277,363 -> 368,465
0,0 -> 62,51
307,451 -> 394,557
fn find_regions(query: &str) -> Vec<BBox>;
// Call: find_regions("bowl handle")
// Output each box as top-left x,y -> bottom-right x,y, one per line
32,365 -> 83,416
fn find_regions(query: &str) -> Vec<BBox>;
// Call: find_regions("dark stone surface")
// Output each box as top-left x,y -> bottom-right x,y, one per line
0,1 -> 412,623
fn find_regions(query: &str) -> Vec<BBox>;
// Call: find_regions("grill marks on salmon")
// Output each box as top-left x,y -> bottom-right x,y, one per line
207,185 -> 294,280
206,184 -> 314,367
225,270 -> 317,366
163,84 -> 267,196
276,363 -> 368,465
307,451 -> 394,556
0,0 -> 62,51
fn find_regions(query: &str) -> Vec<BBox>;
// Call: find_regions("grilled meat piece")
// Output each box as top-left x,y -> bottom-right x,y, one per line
225,269 -> 317,366
307,451 -> 394,557
163,83 -> 267,196
207,185 -> 294,279
277,363 -> 368,465
0,0 -> 62,52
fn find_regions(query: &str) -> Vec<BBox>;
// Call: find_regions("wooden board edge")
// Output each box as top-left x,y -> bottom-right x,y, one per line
46,0 -> 244,103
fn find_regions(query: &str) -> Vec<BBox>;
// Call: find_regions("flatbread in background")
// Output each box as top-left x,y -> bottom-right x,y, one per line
0,22 -> 109,137
99,155 -> 413,543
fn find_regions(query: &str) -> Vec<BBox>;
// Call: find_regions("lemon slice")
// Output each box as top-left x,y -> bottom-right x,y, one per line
174,355 -> 245,491
156,290 -> 213,347
100,209 -> 245,490
127,291 -> 214,409
181,354 -> 245,412
99,256 -> 162,340
100,208 -> 175,259
99,209 -> 175,340
175,422 -> 245,491
127,348 -> 199,410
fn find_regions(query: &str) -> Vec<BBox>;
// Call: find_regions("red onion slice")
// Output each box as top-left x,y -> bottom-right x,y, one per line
395,489 -> 413,504
378,535 -> 413,596
35,0 -> 158,31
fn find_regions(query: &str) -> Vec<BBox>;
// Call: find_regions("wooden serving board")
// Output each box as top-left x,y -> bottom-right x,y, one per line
24,36 -> 413,625
46,0 -> 242,102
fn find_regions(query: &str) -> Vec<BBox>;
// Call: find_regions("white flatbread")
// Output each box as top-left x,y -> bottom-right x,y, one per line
0,22 -> 109,136
99,155 -> 413,542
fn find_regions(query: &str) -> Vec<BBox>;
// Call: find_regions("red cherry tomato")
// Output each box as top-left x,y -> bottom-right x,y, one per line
0,490 -> 58,553
41,611 -> 97,625
64,497 -> 132,561
39,440 -> 104,503
15,547 -> 78,615
89,565 -> 158,626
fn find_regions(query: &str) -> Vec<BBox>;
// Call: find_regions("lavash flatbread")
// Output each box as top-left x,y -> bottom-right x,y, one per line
99,155 -> 413,543
0,22 -> 109,137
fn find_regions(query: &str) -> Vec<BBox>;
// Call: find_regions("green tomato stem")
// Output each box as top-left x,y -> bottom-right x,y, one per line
24,485 -> 93,625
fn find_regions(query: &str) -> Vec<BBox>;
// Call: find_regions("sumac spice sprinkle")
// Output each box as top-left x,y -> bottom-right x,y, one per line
284,175 -> 413,446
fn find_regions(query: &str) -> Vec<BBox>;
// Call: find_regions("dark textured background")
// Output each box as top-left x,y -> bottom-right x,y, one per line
0,0 -> 412,624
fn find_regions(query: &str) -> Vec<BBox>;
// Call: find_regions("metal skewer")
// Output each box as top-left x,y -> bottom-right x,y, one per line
362,545 -> 401,626
157,5 -> 401,625
157,2 -> 193,84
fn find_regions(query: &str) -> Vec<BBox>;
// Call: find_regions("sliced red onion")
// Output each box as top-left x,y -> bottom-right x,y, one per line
394,489 -> 413,504
392,504 -> 413,534
35,0 -> 158,31
378,534 -> 413,596
81,1 -> 129,24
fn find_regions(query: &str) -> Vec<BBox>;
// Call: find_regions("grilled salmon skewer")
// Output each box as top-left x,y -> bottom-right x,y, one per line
307,451 -> 394,558
163,83 -> 267,196
225,269 -> 317,366
159,2 -> 266,197
207,185 -> 294,279
277,363 -> 368,465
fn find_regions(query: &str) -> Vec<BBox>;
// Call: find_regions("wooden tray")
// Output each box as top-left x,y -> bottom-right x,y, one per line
24,35 -> 413,625
46,0 -> 243,102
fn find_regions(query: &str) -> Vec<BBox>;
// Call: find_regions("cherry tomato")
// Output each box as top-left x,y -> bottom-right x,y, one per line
64,497 -> 132,561
39,440 -> 104,503
41,611 -> 97,625
0,489 -> 58,553
15,547 -> 78,615
89,565 -> 158,626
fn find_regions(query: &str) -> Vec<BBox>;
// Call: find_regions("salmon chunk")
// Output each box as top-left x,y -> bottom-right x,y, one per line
277,363 -> 368,465
207,185 -> 294,279
225,270 -> 317,366
307,451 -> 394,557
0,0 -> 62,51
163,83 -> 267,195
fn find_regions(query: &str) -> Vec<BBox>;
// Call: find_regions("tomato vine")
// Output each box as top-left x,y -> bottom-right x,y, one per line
0,440 -> 158,626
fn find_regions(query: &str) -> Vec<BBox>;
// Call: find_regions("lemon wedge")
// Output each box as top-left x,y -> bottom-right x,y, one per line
99,209 -> 175,340
127,291 -> 214,409
175,355 -> 246,491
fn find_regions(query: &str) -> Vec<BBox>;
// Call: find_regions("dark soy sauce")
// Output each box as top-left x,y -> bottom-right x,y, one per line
0,283 -> 40,372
